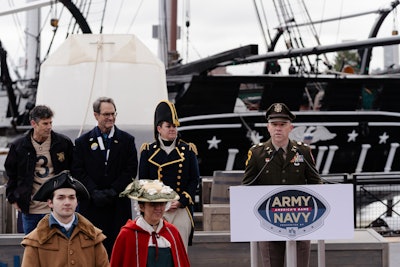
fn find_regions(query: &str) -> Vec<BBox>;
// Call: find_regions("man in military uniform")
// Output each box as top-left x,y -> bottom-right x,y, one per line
242,103 -> 321,267
139,100 -> 200,250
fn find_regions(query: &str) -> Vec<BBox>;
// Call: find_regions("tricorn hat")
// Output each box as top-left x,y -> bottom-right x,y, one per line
265,103 -> 296,122
33,171 -> 90,202
120,179 -> 179,202
154,100 -> 180,139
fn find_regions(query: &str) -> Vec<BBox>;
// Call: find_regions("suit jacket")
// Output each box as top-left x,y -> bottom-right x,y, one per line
71,125 -> 138,255
242,139 -> 321,185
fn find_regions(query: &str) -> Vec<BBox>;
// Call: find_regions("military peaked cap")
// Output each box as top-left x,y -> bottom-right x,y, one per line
265,103 -> 296,122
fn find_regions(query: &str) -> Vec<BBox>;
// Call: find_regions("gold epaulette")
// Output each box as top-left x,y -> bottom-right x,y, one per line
188,142 -> 198,155
140,143 -> 150,152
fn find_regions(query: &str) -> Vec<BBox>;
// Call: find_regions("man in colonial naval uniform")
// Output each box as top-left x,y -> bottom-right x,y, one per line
139,100 -> 200,250
242,103 -> 321,267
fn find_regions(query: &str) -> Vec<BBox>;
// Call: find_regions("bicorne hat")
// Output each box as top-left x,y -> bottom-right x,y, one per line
265,103 -> 296,122
120,179 -> 179,202
33,171 -> 90,202
154,100 -> 180,139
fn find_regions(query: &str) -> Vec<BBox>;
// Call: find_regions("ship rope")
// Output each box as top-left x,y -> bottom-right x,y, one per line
78,34 -> 103,137
111,0 -> 125,33
99,0 -> 108,33
252,0 -> 271,50
126,0 -> 145,33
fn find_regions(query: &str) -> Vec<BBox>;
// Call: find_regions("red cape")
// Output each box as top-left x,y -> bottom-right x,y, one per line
110,219 -> 190,267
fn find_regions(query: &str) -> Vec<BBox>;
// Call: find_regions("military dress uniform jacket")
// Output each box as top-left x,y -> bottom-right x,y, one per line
138,139 -> 200,209
5,129 -> 73,213
242,139 -> 321,185
21,213 -> 109,267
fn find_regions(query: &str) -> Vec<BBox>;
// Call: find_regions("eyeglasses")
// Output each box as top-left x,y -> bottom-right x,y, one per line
99,112 -> 117,117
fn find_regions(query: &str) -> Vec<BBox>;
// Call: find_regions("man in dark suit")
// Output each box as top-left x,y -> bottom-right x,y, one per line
71,97 -> 138,257
242,103 -> 321,267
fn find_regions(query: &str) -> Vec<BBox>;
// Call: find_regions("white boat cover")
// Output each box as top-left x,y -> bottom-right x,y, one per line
36,34 -> 167,143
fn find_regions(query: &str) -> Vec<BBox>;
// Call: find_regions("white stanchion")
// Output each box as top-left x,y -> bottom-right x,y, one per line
251,240 -> 325,267
286,240 -> 297,267
317,240 -> 326,267
250,241 -> 258,267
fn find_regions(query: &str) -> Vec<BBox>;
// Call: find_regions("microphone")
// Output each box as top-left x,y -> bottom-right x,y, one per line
243,150 -> 277,185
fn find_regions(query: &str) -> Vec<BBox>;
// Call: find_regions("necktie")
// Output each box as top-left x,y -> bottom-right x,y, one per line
151,231 -> 159,260
277,148 -> 285,163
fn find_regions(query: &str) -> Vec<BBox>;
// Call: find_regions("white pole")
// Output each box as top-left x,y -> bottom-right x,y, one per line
317,240 -> 326,267
26,0 -> 41,80
286,240 -> 297,267
157,0 -> 168,65
250,241 -> 258,267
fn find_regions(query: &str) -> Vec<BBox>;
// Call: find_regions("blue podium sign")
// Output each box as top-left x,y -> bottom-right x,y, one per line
230,184 -> 353,242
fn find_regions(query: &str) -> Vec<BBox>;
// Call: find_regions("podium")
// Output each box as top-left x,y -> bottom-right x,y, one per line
230,184 -> 354,267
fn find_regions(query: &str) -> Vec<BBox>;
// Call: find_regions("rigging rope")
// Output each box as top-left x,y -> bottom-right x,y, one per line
126,0 -> 145,33
252,0 -> 270,50
99,0 -> 108,33
335,0 -> 344,44
8,0 -> 25,52
43,6 -> 67,62
111,0 -> 125,33
183,0 -> 190,63
259,0 -> 272,44
78,34 -> 103,137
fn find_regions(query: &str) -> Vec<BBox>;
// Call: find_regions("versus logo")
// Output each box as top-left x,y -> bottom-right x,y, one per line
254,186 -> 330,239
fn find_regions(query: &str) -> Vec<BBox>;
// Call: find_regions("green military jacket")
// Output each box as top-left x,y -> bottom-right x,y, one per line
242,139 -> 322,185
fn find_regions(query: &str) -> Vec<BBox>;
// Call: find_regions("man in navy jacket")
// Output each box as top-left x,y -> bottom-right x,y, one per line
71,97 -> 138,257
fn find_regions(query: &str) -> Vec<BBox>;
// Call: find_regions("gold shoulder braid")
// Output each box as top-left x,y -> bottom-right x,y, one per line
245,150 -> 253,166
140,143 -> 150,153
188,142 -> 198,155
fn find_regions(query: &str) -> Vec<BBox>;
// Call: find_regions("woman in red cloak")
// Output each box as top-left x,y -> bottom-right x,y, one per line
110,179 -> 190,267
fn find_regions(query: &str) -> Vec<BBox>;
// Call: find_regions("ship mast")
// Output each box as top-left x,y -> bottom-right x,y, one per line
157,0 -> 179,67
25,0 -> 41,81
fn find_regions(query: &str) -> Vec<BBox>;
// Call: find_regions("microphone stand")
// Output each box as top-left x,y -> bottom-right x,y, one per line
243,150 -> 277,185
